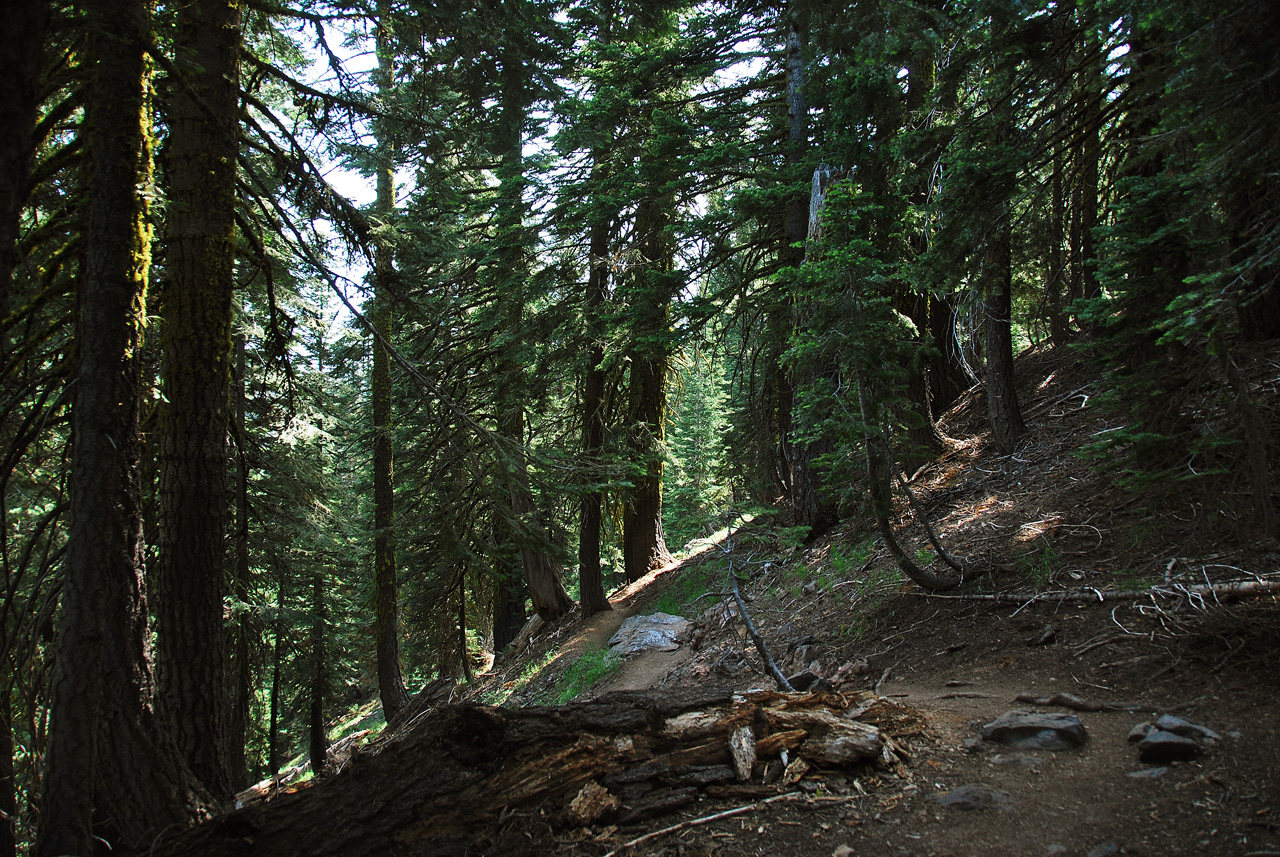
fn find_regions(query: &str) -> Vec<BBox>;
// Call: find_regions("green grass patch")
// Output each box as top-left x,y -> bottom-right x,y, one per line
555,646 -> 622,704
482,650 -> 557,707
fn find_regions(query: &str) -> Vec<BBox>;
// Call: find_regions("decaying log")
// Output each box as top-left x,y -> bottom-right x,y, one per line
151,688 -> 900,857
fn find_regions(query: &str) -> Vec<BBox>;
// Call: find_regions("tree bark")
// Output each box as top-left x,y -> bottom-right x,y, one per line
0,0 -> 47,319
1,686 -> 14,857
779,4 -> 837,533
578,216 -> 613,615
38,2 -> 211,850
490,44 -> 574,621
622,248 -> 673,582
228,330 -> 252,790
371,4 -> 410,724
983,220 -> 1026,454
267,578 -> 285,776
308,568 -> 328,778
153,0 -> 242,802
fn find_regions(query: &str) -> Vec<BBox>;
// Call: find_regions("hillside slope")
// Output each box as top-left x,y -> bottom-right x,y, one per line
156,341 -> 1280,857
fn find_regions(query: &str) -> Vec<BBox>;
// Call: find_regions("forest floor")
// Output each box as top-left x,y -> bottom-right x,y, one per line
461,339 -> 1280,857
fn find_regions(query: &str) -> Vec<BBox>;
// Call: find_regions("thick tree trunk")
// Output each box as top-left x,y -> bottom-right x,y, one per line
623,183 -> 676,582
153,0 -> 242,802
38,3 -> 211,850
623,346 -> 673,581
371,5 -> 410,724
491,571 -> 527,652
0,0 -> 47,319
983,221 -> 1026,454
493,50 -> 575,621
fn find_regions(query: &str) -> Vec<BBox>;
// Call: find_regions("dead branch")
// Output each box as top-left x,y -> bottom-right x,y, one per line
911,577 -> 1280,606
1013,692 -> 1143,712
599,791 -> 805,857
722,527 -> 795,691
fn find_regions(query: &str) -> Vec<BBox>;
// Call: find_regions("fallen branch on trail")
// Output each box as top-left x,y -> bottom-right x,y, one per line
1013,692 -> 1144,712
911,576 -> 1280,607
152,688 -> 912,857
599,791 -> 808,857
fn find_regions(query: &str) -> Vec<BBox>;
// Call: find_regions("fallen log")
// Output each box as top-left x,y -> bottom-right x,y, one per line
150,688 -> 902,857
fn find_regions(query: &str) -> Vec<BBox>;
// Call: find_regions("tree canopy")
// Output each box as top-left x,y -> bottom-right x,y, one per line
1,0 -> 1275,850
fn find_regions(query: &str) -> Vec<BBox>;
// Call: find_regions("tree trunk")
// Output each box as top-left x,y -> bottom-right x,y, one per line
0,0 -> 47,319
371,4 -> 410,724
308,568 -> 328,778
578,215 -> 613,616
1,686 -> 14,857
927,293 -> 973,411
267,578 -> 284,776
494,47 -> 575,621
38,2 -> 211,849
780,5 -> 836,533
983,220 -> 1026,454
491,571 -> 527,653
228,330 -> 252,790
623,343 -> 673,581
153,0 -> 242,802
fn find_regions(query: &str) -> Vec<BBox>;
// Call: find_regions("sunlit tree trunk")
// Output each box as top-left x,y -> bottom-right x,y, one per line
779,2 -> 836,533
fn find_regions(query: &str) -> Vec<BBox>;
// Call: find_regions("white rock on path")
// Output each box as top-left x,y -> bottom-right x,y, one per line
608,612 -> 691,656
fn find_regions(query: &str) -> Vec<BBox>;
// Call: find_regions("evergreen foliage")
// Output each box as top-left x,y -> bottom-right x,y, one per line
0,0 -> 1274,847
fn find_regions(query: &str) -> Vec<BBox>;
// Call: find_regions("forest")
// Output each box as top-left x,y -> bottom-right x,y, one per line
1,0 -> 1277,853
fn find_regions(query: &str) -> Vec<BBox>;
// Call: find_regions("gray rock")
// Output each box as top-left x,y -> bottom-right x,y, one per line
608,613 -> 691,655
1045,846 -> 1069,857
934,783 -> 1014,812
1137,729 -> 1202,763
980,710 -> 1088,750
1127,722 -> 1154,743
1087,843 -> 1121,857
1155,714 -> 1221,746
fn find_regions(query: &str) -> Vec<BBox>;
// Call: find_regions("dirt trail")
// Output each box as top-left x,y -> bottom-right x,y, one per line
472,343 -> 1280,857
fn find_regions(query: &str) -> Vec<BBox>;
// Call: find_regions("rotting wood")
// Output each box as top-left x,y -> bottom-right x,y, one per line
150,688 -> 899,857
